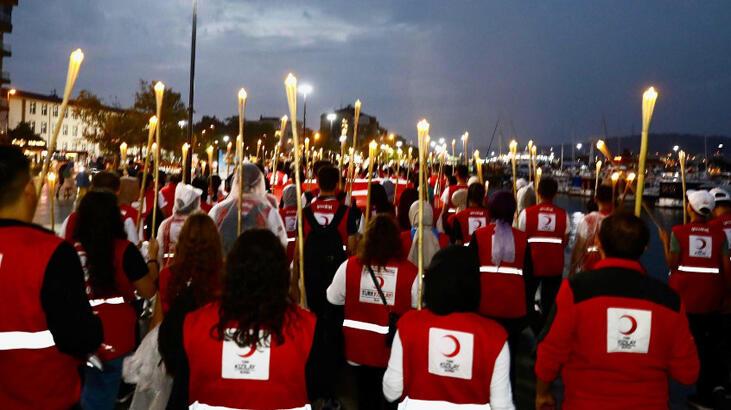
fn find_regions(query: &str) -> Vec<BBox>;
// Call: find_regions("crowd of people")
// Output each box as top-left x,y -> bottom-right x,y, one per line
1,143 -> 730,409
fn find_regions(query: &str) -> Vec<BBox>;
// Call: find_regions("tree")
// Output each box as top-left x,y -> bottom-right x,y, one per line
8,121 -> 44,146
74,90 -> 140,153
131,80 -> 188,152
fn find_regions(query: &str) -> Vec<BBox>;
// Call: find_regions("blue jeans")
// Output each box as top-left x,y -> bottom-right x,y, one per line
81,356 -> 125,410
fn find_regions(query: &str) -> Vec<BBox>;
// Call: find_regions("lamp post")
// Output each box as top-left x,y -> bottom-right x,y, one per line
298,83 -> 312,141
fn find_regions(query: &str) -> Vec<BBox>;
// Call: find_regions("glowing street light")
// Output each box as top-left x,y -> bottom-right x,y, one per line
673,145 -> 679,152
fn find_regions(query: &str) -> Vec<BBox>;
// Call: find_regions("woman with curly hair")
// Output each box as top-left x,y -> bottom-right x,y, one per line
327,214 -> 418,410
160,229 -> 320,409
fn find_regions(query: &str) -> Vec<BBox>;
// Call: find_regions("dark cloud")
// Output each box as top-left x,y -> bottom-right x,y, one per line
7,0 -> 731,148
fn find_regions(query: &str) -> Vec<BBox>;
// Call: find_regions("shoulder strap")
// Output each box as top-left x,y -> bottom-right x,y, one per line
366,265 -> 390,310
330,204 -> 348,227
303,206 -> 321,229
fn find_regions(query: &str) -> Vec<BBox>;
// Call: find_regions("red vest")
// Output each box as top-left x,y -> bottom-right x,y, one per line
524,203 -> 567,277
397,309 -> 507,405
669,221 -> 726,313
119,204 -> 139,227
76,239 -> 138,361
0,225 -> 82,409
160,183 -> 177,218
400,230 -> 450,258
452,207 -> 490,244
474,224 -> 528,318
343,257 -> 416,367
183,303 -> 315,409
280,207 -> 298,262
710,213 -> 731,250
303,198 -> 350,246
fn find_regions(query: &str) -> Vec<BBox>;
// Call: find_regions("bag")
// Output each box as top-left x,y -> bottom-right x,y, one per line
302,205 -> 348,316
366,265 -> 399,347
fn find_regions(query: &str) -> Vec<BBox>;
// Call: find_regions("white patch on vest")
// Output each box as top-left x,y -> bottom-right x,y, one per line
606,308 -> 652,354
285,215 -> 297,232
313,212 -> 334,226
359,266 -> 398,305
221,334 -> 271,380
537,212 -> 556,232
688,235 -> 712,259
0,253 -> 3,268
428,328 -> 474,380
467,217 -> 487,235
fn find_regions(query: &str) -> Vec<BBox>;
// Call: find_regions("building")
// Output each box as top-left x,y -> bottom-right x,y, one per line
7,89 -> 112,156
319,105 -> 384,149
0,0 -> 17,142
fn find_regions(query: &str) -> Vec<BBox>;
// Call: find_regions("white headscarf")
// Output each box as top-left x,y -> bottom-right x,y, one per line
173,183 -> 202,215
451,189 -> 468,212
407,201 -> 442,267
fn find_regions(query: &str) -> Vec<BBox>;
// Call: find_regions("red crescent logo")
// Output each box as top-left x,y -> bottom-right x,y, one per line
696,238 -> 708,250
541,215 -> 553,228
619,315 -> 638,336
475,219 -> 483,228
376,276 -> 385,288
442,335 -> 461,358
318,215 -> 331,225
238,345 -> 257,359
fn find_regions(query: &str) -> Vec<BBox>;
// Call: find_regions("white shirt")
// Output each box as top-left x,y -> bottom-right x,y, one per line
383,332 -> 514,410
326,259 -> 419,309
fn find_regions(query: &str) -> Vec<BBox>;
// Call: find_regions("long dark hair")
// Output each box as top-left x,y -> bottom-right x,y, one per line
74,191 -> 126,296
215,229 -> 293,347
397,188 -> 418,231
358,214 -> 402,268
167,214 -> 223,309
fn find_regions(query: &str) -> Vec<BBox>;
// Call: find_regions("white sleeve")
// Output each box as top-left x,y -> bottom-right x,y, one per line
489,342 -> 516,410
326,260 -> 348,306
158,191 -> 167,210
517,209 -> 527,231
124,217 -> 139,245
382,330 -> 404,402
440,187 -> 450,205
564,211 -> 571,236
410,276 -> 419,309
59,215 -> 70,239
267,207 -> 289,248
155,220 -> 165,264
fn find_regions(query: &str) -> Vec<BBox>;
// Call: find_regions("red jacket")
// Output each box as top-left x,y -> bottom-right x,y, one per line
536,258 -> 699,410
76,239 -> 138,361
183,303 -> 315,409
450,207 -> 490,244
159,182 -> 177,218
343,257 -> 416,367
472,224 -> 528,319
0,226 -> 82,409
398,309 -> 507,405
523,202 -> 567,277
669,221 -> 728,313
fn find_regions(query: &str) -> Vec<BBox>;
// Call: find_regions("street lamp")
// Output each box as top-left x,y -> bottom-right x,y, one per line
326,112 -> 336,139
673,145 -> 679,152
298,83 -> 313,140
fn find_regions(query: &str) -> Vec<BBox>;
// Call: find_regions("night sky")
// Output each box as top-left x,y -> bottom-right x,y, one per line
7,1 -> 731,148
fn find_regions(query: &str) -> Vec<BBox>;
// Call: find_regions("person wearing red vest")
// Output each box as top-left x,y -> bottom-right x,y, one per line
61,171 -> 139,244
161,229 -> 321,409
439,165 -> 469,213
659,190 -> 731,408
517,177 -> 569,333
0,146 -> 102,410
155,183 -> 202,266
73,191 -> 159,409
569,184 -> 613,277
383,245 -> 515,409
159,173 -> 182,219
450,182 -> 489,245
537,212 -> 700,410
280,184 -> 299,263
328,215 -> 417,409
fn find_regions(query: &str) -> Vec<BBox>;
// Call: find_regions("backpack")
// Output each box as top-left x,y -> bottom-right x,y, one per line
302,204 -> 348,316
